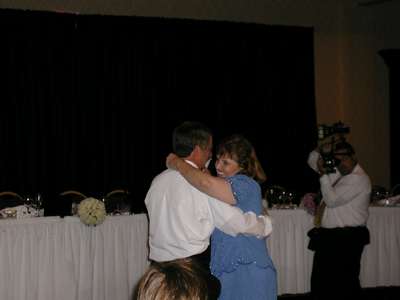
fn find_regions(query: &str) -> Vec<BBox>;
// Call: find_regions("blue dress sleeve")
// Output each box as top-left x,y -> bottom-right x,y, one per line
226,174 -> 262,215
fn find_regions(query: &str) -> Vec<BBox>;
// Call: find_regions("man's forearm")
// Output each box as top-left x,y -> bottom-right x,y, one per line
308,150 -> 320,172
210,197 -> 273,237
218,210 -> 273,238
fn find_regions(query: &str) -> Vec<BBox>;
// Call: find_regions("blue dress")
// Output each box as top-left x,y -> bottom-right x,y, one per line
211,175 -> 277,300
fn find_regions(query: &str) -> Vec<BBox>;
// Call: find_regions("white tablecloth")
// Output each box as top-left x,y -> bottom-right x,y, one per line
267,209 -> 314,295
2,208 -> 399,298
268,207 -> 400,295
0,214 -> 149,300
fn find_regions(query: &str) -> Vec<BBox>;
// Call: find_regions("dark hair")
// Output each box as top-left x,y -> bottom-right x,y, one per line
173,121 -> 212,157
136,259 -> 208,300
217,134 -> 266,183
334,141 -> 355,156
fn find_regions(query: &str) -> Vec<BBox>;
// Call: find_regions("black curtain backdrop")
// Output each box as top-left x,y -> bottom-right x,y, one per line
0,9 -> 319,215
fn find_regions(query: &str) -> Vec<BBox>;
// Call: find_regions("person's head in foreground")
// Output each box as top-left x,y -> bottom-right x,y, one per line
136,259 -> 208,300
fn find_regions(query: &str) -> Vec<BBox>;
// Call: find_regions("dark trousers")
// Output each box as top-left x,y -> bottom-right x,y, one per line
308,226 -> 369,300
191,246 -> 221,300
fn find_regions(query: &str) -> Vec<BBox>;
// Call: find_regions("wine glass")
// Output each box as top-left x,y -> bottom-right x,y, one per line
287,192 -> 296,209
24,196 -> 33,214
33,193 -> 44,216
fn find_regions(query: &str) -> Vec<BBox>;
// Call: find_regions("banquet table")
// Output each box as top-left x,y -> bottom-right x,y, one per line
0,214 -> 149,300
268,206 -> 400,295
1,208 -> 399,299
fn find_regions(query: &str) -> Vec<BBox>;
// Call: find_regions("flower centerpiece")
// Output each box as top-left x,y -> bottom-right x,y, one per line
77,197 -> 106,226
299,193 -> 318,216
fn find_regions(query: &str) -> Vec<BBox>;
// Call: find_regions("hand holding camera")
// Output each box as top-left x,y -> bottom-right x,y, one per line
316,122 -> 350,174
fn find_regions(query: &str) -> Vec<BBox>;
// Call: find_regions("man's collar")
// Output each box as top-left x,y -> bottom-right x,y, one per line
184,159 -> 199,169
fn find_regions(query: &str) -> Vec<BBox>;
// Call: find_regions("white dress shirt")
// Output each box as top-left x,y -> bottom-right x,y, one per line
308,150 -> 371,228
145,161 -> 272,262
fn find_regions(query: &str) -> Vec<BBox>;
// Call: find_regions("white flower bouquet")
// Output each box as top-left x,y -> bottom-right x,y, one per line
78,197 -> 106,226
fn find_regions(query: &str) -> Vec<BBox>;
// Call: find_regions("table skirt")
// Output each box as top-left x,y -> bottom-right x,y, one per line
2,208 -> 399,298
0,214 -> 149,300
268,207 -> 400,295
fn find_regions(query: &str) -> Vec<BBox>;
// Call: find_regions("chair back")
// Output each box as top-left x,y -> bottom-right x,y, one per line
0,191 -> 24,210
390,184 -> 400,196
104,189 -> 131,215
58,190 -> 87,217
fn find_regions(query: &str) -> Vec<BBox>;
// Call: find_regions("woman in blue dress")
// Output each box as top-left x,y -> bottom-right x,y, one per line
167,134 -> 277,300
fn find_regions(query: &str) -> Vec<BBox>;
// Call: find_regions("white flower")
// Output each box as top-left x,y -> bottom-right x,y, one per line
78,197 -> 106,226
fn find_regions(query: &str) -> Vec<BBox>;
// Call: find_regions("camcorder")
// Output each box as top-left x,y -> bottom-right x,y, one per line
318,121 -> 350,141
317,122 -> 350,173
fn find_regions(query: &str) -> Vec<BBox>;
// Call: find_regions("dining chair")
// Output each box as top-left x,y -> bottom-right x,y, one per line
0,191 -> 25,210
390,183 -> 400,196
104,189 -> 131,215
58,190 -> 87,217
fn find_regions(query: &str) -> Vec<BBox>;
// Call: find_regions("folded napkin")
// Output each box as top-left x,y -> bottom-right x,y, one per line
374,195 -> 400,206
0,205 -> 42,219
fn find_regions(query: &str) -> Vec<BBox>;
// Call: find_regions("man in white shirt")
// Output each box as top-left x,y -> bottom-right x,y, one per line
307,141 -> 371,300
145,121 -> 272,299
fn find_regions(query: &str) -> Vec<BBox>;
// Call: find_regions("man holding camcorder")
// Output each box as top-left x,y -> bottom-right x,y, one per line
307,125 -> 371,300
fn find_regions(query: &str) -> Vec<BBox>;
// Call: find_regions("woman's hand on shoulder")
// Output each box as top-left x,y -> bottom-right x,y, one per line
166,153 -> 182,170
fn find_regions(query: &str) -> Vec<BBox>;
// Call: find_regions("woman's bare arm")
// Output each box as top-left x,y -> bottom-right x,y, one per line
166,153 -> 236,205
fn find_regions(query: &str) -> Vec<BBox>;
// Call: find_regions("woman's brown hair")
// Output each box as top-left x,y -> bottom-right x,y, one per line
217,134 -> 267,183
